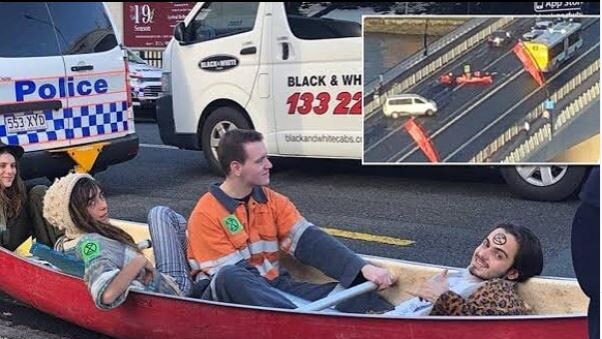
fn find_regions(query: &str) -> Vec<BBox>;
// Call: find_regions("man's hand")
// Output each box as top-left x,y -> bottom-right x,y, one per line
361,264 -> 396,290
407,269 -> 449,303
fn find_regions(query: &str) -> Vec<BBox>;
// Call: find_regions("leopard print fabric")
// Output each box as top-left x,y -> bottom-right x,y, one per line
430,278 -> 527,316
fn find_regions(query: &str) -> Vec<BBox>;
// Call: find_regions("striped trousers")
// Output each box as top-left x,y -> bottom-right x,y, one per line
147,206 -> 192,297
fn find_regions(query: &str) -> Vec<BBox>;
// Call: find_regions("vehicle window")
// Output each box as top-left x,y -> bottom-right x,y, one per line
0,3 -> 61,57
550,41 -> 564,58
568,31 -> 581,46
284,2 -> 361,40
127,50 -> 147,64
390,98 -> 412,106
414,98 -> 426,104
47,2 -> 117,55
189,2 -> 259,43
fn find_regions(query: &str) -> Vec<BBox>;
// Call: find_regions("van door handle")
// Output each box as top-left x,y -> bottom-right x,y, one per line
282,43 -> 290,60
240,47 -> 257,55
71,65 -> 94,72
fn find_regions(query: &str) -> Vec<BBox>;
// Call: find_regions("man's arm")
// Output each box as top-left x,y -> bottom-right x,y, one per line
430,279 -> 527,316
272,190 -> 394,289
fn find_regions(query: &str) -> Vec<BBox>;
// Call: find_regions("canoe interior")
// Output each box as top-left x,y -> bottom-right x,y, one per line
22,219 -> 587,316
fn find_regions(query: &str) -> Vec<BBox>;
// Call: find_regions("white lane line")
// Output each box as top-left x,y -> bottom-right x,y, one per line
140,143 -> 179,150
443,42 -> 601,162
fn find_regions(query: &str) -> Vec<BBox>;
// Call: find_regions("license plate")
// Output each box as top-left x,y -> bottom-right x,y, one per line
5,112 -> 47,134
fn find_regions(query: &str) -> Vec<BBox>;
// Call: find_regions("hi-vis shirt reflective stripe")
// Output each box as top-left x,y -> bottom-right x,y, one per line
188,219 -> 311,278
187,185 -> 312,281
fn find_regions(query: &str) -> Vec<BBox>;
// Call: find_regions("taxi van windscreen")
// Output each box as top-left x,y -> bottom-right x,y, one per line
0,3 -> 117,58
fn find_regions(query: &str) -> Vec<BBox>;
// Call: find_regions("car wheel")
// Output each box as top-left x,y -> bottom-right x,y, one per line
500,165 -> 588,201
200,106 -> 252,175
425,110 -> 434,116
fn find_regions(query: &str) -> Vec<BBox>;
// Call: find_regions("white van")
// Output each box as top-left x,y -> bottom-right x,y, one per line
158,2 -> 362,173
0,3 -> 138,179
383,94 -> 437,118
157,2 -> 589,201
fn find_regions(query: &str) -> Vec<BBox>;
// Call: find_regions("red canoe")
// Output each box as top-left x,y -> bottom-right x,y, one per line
0,221 -> 589,339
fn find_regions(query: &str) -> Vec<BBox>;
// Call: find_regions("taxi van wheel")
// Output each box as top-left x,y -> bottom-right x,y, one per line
500,165 -> 588,201
426,110 -> 434,116
200,106 -> 252,175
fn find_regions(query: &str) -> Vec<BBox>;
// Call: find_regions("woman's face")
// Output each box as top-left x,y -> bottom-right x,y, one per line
0,152 -> 17,188
87,187 -> 109,223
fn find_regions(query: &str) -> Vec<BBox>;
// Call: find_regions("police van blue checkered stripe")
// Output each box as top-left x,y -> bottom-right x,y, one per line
0,101 -> 129,146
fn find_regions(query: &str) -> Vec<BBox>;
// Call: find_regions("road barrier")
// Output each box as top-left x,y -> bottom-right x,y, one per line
471,60 -> 600,163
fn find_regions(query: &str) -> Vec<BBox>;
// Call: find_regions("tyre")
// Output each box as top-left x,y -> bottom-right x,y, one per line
425,109 -> 434,116
200,105 -> 252,175
500,165 -> 589,201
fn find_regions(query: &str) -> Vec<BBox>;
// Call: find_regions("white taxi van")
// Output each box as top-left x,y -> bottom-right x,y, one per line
0,2 -> 138,179
383,94 -> 437,118
157,2 -> 363,174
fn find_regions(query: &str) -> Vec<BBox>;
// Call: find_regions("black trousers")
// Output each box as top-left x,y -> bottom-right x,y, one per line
571,202 -> 600,339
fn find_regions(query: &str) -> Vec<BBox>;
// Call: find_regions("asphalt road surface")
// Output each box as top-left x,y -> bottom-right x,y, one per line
0,122 -> 584,338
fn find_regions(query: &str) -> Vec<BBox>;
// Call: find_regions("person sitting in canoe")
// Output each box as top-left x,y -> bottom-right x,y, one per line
43,173 -> 193,309
186,129 -> 395,313
387,223 -> 543,316
0,142 -> 62,251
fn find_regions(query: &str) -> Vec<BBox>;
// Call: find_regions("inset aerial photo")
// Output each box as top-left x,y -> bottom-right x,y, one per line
363,16 -> 600,164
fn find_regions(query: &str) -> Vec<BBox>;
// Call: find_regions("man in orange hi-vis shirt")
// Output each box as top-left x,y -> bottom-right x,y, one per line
187,129 -> 396,313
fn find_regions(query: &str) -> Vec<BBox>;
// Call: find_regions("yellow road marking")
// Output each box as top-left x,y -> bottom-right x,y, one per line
322,227 -> 415,247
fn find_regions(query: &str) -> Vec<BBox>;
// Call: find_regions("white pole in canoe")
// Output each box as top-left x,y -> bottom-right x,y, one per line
296,281 -> 378,312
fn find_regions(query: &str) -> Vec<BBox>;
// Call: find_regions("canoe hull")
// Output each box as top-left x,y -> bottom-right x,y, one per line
0,248 -> 587,339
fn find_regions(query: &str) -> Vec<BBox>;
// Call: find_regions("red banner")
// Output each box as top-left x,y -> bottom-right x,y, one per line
404,117 -> 440,163
512,43 -> 545,86
123,2 -> 195,48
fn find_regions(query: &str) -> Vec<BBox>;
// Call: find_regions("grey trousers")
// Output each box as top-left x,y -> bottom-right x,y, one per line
1,185 -> 63,251
205,261 -> 394,313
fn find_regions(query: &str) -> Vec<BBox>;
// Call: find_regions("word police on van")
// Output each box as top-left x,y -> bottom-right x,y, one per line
0,3 -> 138,179
14,77 -> 109,102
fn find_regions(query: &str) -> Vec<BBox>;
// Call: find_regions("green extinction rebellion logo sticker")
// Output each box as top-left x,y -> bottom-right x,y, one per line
80,239 -> 101,264
223,215 -> 243,235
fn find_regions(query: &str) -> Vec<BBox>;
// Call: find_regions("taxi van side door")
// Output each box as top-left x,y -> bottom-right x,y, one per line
271,3 -> 363,158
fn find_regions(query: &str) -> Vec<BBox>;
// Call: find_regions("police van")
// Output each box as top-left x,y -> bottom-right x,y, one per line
0,3 -> 138,179
157,2 -> 590,201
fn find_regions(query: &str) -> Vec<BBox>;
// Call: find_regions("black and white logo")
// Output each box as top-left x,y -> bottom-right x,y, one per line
198,55 -> 239,72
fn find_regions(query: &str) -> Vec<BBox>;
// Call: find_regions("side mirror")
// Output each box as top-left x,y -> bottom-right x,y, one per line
174,22 -> 187,43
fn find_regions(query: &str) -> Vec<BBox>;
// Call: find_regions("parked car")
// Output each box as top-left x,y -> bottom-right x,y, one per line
487,30 -> 512,47
383,94 -> 437,118
127,49 -> 162,120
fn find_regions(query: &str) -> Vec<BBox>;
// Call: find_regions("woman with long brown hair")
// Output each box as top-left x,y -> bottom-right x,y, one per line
0,142 -> 61,250
43,173 -> 192,309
